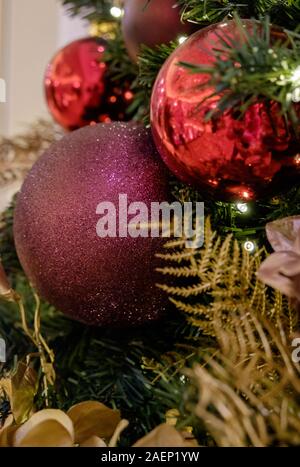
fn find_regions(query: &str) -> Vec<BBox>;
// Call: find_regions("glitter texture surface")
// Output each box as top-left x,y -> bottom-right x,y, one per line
151,21 -> 300,201
14,123 -> 170,327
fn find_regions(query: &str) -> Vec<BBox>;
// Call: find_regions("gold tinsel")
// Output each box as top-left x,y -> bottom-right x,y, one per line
157,218 -> 299,336
0,120 -> 61,186
90,21 -> 119,40
188,312 -> 300,447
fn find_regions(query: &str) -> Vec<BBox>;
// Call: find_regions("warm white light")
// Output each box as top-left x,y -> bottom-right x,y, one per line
291,65 -> 300,84
236,203 -> 248,214
244,241 -> 255,253
292,87 -> 300,103
290,65 -> 300,102
110,6 -> 123,18
178,36 -> 187,44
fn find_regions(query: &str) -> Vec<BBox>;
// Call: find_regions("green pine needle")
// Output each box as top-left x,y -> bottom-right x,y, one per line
180,15 -> 300,130
62,0 -> 117,22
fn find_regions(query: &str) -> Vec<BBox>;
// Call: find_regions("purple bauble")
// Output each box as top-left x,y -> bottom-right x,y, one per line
122,0 -> 196,61
14,123 -> 170,326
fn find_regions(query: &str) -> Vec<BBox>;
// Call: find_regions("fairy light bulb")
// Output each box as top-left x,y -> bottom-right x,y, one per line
291,65 -> 300,84
178,36 -> 187,44
110,6 -> 123,18
244,241 -> 256,253
236,203 -> 248,214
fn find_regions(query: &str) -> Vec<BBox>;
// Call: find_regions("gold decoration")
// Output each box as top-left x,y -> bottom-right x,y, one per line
90,21 -> 119,40
67,401 -> 121,445
0,120 -> 61,186
157,218 -> 299,336
187,313 -> 300,447
165,408 -> 180,426
0,263 -> 55,405
133,423 -> 198,448
0,400 -> 197,447
0,362 -> 38,424
0,401 -> 126,447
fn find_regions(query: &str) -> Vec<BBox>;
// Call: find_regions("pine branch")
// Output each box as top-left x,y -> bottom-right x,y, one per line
178,0 -> 300,29
135,42 -> 179,123
0,271 -> 206,445
180,15 -> 300,130
61,0 -> 120,22
178,0 -> 249,25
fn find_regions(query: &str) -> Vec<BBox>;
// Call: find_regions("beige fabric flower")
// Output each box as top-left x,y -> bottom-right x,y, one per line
133,423 -> 198,447
0,402 -> 197,447
257,216 -> 300,301
0,401 -> 123,447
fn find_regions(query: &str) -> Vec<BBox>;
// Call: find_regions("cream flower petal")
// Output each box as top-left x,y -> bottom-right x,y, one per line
67,401 -> 121,445
295,232 -> 300,255
109,419 -> 129,447
13,409 -> 75,447
80,436 -> 107,447
258,252 -> 300,300
133,423 -> 197,447
0,415 -> 16,447
266,216 -> 300,252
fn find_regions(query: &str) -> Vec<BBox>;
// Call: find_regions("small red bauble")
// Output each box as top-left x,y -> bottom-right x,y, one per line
151,20 -> 300,201
44,37 -> 134,131
122,0 -> 195,60
14,123 -> 170,327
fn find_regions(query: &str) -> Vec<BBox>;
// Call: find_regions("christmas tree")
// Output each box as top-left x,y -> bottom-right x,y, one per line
1,0 -> 300,447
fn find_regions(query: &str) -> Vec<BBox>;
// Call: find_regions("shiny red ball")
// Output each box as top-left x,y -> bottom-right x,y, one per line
151,20 -> 300,201
14,123 -> 170,327
122,0 -> 195,60
44,37 -> 134,131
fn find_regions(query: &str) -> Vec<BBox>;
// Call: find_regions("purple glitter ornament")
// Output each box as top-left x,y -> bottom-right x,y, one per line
14,123 -> 170,326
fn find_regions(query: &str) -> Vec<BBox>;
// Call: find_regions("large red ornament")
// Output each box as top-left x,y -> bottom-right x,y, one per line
122,0 -> 195,60
44,38 -> 134,131
14,123 -> 170,327
151,20 -> 300,201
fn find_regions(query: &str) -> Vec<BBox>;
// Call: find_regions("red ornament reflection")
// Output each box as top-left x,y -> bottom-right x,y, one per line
151,20 -> 300,201
45,37 -> 133,131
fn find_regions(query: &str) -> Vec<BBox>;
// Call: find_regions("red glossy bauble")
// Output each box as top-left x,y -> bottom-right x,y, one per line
14,123 -> 170,327
151,20 -> 300,201
44,37 -> 134,131
122,0 -> 195,60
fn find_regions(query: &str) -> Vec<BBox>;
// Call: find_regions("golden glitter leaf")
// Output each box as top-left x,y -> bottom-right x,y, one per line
9,362 -> 38,425
157,218 -> 299,336
187,313 -> 300,447
67,401 -> 121,445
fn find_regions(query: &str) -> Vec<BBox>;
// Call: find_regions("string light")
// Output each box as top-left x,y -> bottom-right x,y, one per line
290,66 -> 300,102
236,203 -> 248,214
110,6 -> 123,18
291,65 -> 300,84
292,87 -> 300,103
244,241 -> 256,253
178,36 -> 187,45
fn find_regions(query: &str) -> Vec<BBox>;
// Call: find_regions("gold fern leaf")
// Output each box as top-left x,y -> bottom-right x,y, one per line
157,218 -> 299,336
187,313 -> 300,446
